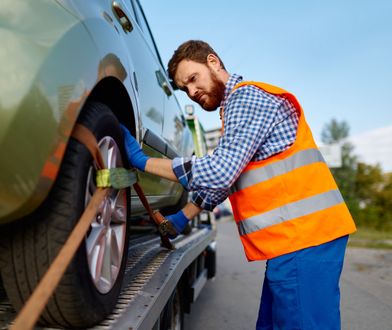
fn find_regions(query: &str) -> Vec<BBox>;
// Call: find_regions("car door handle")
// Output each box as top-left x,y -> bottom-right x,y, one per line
155,71 -> 172,96
112,1 -> 133,32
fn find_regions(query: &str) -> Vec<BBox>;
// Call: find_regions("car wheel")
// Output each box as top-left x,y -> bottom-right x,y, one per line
0,102 -> 130,328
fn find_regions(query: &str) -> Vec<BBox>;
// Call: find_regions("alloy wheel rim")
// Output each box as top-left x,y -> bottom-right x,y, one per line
84,136 -> 127,294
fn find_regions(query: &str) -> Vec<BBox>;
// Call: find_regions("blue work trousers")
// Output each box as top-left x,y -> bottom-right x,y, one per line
256,235 -> 348,330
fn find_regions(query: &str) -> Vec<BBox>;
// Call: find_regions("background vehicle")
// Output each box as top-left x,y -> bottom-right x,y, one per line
0,1 -> 210,328
184,105 -> 208,158
213,203 -> 233,220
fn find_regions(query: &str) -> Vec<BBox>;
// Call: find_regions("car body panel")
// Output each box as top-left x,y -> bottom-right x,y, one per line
0,0 -> 194,224
0,1 -> 99,222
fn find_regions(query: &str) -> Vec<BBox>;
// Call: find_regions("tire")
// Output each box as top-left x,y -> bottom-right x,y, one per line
0,102 -> 130,328
206,244 -> 217,279
160,285 -> 184,330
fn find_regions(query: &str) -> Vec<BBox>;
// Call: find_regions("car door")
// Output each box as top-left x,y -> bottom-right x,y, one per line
128,0 -> 186,203
108,0 -> 170,203
160,76 -> 188,197
127,4 -> 186,159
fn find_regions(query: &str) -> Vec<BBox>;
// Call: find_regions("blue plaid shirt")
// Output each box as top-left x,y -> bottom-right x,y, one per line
173,74 -> 299,211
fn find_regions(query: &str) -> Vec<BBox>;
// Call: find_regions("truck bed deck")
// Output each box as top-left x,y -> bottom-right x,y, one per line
0,226 -> 215,330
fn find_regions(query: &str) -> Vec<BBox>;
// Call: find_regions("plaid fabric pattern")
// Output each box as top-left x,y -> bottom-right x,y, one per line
172,74 -> 299,211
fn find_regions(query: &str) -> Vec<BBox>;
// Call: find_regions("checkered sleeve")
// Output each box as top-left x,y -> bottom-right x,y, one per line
190,189 -> 230,211
172,157 -> 229,211
172,156 -> 194,190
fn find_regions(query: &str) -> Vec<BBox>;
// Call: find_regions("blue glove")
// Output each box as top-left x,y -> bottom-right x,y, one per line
166,210 -> 190,237
120,124 -> 149,171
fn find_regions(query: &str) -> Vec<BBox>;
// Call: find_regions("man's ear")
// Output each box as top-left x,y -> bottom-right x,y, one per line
206,54 -> 221,71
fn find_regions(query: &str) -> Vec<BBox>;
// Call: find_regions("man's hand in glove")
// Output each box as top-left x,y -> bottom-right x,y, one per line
121,124 -> 149,171
165,210 -> 190,238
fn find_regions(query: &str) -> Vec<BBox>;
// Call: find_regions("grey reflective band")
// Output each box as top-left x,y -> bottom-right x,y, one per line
237,189 -> 344,236
230,148 -> 325,194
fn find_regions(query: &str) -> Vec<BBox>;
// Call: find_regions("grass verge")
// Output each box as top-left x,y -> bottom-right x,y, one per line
348,227 -> 392,249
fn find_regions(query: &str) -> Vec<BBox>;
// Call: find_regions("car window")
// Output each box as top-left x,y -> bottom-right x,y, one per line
131,0 -> 165,69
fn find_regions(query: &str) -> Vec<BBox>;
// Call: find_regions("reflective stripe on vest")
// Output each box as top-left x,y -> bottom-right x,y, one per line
230,148 -> 325,194
237,189 -> 344,236
225,81 -> 356,261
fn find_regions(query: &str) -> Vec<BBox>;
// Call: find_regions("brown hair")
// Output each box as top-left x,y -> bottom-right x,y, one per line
167,40 -> 226,80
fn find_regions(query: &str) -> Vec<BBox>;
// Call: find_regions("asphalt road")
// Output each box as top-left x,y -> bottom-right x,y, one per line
184,218 -> 392,330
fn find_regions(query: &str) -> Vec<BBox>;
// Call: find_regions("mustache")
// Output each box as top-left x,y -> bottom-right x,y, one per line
194,93 -> 204,103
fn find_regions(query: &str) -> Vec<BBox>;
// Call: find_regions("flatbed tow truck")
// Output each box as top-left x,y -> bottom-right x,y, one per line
0,1 -> 218,328
1,223 -> 216,329
0,114 -> 216,330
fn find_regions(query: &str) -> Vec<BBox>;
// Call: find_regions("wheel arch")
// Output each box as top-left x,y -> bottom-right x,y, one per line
86,77 -> 137,137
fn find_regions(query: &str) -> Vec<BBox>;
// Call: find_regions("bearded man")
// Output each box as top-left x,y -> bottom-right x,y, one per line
121,40 -> 356,329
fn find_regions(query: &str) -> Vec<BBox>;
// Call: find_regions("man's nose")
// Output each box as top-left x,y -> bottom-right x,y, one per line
188,86 -> 198,99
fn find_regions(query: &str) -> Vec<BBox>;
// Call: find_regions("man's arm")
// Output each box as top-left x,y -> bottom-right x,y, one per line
145,158 -> 178,182
143,159 -> 225,215
121,125 -> 204,230
121,122 -> 230,236
182,201 -> 203,219
121,125 -> 178,181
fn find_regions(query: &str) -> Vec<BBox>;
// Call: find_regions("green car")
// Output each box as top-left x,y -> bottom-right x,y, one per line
0,0 -> 194,327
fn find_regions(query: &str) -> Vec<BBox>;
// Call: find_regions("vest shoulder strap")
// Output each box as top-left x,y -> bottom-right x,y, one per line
233,81 -> 289,95
232,81 -> 302,111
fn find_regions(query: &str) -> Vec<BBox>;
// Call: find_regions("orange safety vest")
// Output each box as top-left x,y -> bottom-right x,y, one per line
224,81 -> 356,261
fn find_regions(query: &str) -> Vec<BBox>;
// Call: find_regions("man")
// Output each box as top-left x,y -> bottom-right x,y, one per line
121,40 -> 356,329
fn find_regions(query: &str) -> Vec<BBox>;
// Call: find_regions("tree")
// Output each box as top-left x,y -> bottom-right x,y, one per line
359,170 -> 392,231
321,119 -> 350,144
355,162 -> 383,206
376,173 -> 392,230
321,119 -> 391,231
354,163 -> 384,229
321,119 -> 359,217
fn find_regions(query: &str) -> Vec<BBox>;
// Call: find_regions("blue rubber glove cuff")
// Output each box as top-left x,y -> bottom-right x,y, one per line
166,210 -> 190,235
121,124 -> 149,171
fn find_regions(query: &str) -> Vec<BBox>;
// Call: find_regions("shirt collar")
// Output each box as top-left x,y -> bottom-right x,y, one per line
221,74 -> 243,107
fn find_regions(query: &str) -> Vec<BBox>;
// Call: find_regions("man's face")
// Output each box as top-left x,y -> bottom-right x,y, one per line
174,59 -> 226,111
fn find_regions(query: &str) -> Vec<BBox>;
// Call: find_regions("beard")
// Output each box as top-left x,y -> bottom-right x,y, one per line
199,69 -> 226,111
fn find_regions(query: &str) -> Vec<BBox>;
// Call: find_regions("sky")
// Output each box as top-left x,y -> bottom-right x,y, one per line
349,125 -> 392,172
141,0 -> 392,170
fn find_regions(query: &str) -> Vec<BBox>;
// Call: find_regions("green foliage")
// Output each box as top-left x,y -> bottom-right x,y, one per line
354,166 -> 392,231
355,163 -> 383,203
321,119 -> 392,232
321,119 -> 350,144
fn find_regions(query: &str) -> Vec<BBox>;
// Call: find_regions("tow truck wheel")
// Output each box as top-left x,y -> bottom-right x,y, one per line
161,286 -> 184,330
0,102 -> 130,328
